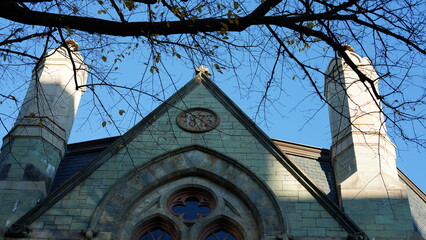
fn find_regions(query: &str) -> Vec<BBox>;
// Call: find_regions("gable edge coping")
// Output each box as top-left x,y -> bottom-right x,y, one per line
398,169 -> 426,203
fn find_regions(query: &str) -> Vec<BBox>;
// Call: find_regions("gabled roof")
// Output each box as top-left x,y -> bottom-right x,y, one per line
52,137 -> 339,203
7,72 -> 366,237
398,169 -> 426,203
50,136 -> 118,192
273,139 -> 338,204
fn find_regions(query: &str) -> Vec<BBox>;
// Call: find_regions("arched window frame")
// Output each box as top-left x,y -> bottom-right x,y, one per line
92,147 -> 286,239
199,222 -> 244,240
132,219 -> 179,240
167,187 -> 216,220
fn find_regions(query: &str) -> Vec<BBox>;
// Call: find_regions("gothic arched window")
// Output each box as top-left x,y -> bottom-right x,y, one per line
199,223 -> 243,240
133,222 -> 178,240
127,181 -> 256,240
138,228 -> 173,240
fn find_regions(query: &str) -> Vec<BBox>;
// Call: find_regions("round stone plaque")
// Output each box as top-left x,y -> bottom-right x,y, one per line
177,108 -> 219,133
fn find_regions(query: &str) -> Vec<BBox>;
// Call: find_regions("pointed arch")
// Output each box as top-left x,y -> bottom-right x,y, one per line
89,145 -> 287,240
197,215 -> 245,240
131,215 -> 179,240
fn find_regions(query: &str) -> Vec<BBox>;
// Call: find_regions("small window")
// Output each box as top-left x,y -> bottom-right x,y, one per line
168,188 -> 216,220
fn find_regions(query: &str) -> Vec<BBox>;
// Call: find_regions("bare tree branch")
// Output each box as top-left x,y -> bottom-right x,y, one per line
0,3 -> 357,37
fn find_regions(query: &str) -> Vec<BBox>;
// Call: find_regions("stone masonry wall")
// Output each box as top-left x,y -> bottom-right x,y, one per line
0,137 -> 61,233
18,83 -> 347,239
407,184 -> 426,238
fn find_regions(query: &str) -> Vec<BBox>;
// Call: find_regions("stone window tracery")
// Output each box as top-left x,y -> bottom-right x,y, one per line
167,188 -> 216,220
130,185 -> 249,240
122,175 -> 264,240
94,150 -> 285,240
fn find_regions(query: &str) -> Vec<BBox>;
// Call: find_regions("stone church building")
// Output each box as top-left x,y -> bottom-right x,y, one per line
0,41 -> 425,240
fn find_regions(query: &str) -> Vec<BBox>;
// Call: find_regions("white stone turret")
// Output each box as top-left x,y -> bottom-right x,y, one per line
324,46 -> 415,238
4,40 -> 87,153
1,39 -> 87,183
0,41 -> 87,227
325,46 -> 402,197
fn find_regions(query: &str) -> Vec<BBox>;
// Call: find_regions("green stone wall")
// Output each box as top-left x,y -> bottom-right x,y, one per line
0,81 -> 419,239
27,83 -> 347,239
0,137 -> 61,235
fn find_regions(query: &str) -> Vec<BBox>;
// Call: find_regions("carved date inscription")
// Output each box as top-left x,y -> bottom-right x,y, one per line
177,108 -> 219,133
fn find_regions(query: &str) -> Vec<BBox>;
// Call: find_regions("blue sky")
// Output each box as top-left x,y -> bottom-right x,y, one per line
0,33 -> 424,193
0,0 -> 424,195
63,50 -> 426,193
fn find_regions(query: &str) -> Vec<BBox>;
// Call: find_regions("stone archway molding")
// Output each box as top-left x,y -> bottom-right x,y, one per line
88,145 -> 287,239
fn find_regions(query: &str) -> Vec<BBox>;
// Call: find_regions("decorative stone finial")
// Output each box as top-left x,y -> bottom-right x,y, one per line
195,65 -> 210,76
65,39 -> 79,51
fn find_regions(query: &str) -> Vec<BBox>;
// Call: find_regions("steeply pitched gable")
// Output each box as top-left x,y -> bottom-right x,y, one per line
6,71 -> 365,238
